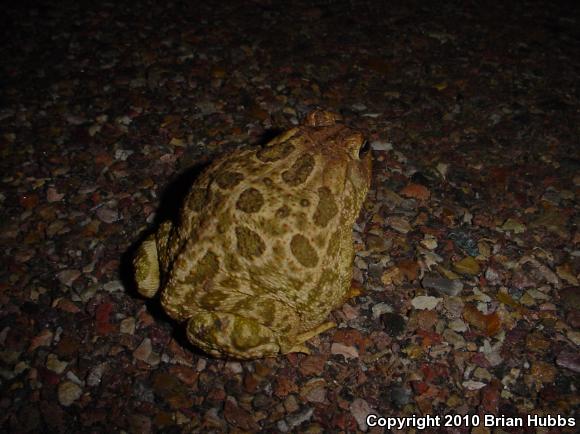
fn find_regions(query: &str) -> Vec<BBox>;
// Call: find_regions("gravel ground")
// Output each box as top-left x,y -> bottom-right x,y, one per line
1,0 -> 579,432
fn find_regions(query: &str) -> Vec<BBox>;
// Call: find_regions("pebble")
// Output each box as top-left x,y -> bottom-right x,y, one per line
66,370 -> 83,386
46,187 -> 65,202
429,343 -> 451,358
299,354 -> 327,376
387,385 -> 411,407
400,183 -> 430,200
367,262 -> 384,279
477,241 -> 492,259
531,207 -> 568,235
448,231 -> 479,256
129,415 -> 152,433
300,378 -> 326,403
530,361 -> 556,383
525,288 -> 550,300
283,395 -> 300,413
567,330 -> 580,346
14,361 -> 29,375
473,367 -> 492,381
196,358 -> 207,372
133,337 -> 159,366
452,256 -> 481,276
501,218 -> 526,233
96,207 -> 120,223
46,354 -> 68,374
284,407 -> 314,431
133,379 -> 155,403
404,261 -> 424,285
462,380 -> 486,391
463,305 -> 501,336
341,303 -> 360,320
28,329 -> 54,352
0,327 -> 9,346
371,302 -> 393,318
556,350 -> 580,373
556,264 -> 578,286
120,317 -> 136,334
411,309 -> 438,329
354,257 -> 368,270
103,280 -> 124,292
55,299 -> 81,313
519,292 -> 536,306
559,287 -> 580,310
252,393 -> 272,410
484,266 -> 502,285
385,215 -> 412,233
58,381 -> 82,407
421,274 -> 464,296
442,329 -> 466,349
448,318 -> 468,332
169,365 -> 198,387
525,332 -> 550,352
365,233 -> 391,252
379,188 -> 403,207
443,296 -> 465,319
470,287 -> 492,303
275,377 -> 298,398
436,162 -> 449,179
114,149 -> 134,160
350,398 -> 374,432
501,368 -> 521,388
380,312 -> 406,337
277,420 -> 290,432
331,343 -> 359,359
381,267 -> 402,285
56,270 -> 81,286
88,124 -> 101,136
420,235 -> 438,250
225,361 -> 243,374
370,140 -> 393,151
152,372 -> 194,409
411,295 -> 441,310
19,193 -> 39,210
481,341 -> 504,367
87,362 -> 108,386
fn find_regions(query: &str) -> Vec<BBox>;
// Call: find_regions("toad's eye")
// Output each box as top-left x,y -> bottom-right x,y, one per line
358,140 -> 370,159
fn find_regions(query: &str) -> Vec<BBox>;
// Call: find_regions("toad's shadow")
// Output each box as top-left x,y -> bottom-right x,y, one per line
119,129 -> 283,355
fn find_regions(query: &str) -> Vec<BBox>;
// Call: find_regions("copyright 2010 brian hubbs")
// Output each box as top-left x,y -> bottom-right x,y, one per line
366,414 -> 577,430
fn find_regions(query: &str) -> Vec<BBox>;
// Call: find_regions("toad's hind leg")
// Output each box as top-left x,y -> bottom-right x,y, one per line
281,321 -> 336,354
186,310 -> 281,359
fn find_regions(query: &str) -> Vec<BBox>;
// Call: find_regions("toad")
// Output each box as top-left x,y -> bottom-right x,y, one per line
133,110 -> 372,359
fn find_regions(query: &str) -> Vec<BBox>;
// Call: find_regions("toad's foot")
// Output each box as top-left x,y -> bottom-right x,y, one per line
133,234 -> 160,298
281,321 -> 337,354
133,221 -> 173,298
